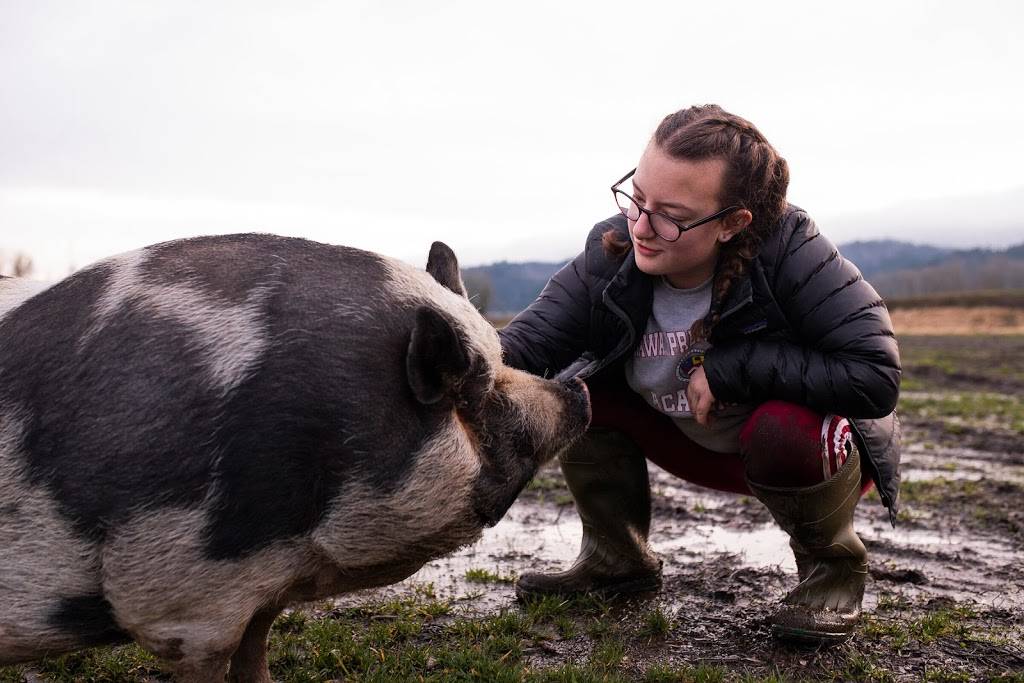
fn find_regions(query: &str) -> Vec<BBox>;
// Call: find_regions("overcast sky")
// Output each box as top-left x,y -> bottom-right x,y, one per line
2,1 -> 1022,279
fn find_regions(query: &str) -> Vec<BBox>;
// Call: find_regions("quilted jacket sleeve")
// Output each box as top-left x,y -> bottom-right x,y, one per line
498,250 -> 593,378
703,210 -> 902,419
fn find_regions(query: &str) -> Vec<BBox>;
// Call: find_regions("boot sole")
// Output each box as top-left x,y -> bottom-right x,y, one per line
515,575 -> 662,602
772,624 -> 855,644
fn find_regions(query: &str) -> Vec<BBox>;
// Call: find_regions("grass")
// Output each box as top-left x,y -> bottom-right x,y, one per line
527,474 -> 565,492
898,476 -> 1023,507
4,592 -> 1020,682
465,567 -> 517,584
898,391 -> 1024,433
642,664 -> 730,682
894,476 -> 1022,538
526,472 -> 577,507
897,334 -> 1024,389
637,607 -> 672,641
898,477 -> 978,505
0,646 -> 163,682
864,602 -> 982,648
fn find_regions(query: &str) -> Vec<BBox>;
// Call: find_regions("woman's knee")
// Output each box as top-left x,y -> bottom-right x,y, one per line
740,401 -> 854,488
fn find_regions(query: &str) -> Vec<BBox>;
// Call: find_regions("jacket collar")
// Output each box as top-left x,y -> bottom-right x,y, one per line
719,272 -> 753,320
605,249 -> 653,334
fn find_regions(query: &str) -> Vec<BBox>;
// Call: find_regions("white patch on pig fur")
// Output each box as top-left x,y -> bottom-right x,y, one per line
0,278 -> 53,321
378,256 -> 503,367
81,249 -> 271,396
100,504 -> 312,664
0,405 -> 104,663
312,423 -> 484,567
86,249 -> 148,337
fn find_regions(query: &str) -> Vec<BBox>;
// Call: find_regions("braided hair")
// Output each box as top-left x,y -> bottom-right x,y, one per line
604,104 -> 790,341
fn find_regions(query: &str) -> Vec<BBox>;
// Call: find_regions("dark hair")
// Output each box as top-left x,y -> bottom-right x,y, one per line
604,104 -> 790,340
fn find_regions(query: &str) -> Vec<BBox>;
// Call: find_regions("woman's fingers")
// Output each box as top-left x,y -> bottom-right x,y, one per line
687,366 -> 717,427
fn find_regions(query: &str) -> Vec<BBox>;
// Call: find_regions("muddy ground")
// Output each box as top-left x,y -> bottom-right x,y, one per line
326,334 -> 1024,681
3,334 -> 1023,682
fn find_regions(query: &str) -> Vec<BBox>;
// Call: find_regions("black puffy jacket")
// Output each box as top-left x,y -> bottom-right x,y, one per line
499,207 -> 902,523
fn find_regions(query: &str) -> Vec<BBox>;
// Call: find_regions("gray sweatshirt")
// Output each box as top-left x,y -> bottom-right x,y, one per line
624,277 -> 753,453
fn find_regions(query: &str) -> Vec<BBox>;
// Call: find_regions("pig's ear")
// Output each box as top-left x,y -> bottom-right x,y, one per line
426,241 -> 467,297
407,306 -> 471,405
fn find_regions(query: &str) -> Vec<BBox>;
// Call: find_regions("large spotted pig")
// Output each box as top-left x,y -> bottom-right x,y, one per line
0,235 -> 590,682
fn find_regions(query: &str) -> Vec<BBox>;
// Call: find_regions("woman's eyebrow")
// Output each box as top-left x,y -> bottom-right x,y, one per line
632,180 -> 694,213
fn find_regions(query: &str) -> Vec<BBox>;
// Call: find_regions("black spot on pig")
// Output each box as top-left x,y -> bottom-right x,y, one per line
49,595 -> 129,647
142,234 -> 307,305
5,287 -> 220,541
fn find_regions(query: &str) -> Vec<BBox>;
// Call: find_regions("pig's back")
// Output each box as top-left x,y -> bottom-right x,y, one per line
0,234 -> 453,559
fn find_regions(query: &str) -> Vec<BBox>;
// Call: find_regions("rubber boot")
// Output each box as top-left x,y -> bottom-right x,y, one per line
746,450 -> 868,643
515,430 -> 662,599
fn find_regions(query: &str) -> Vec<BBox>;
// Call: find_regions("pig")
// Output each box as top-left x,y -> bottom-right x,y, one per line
0,235 -> 590,682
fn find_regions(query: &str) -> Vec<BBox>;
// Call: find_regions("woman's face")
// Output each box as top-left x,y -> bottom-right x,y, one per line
628,143 -> 748,289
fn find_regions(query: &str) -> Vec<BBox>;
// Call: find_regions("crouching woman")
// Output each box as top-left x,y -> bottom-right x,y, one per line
499,104 -> 901,643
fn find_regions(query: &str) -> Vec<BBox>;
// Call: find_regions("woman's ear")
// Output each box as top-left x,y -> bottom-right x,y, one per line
719,209 -> 753,243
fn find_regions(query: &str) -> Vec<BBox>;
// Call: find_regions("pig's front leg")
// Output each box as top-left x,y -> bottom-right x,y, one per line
227,606 -> 284,683
165,653 -> 231,683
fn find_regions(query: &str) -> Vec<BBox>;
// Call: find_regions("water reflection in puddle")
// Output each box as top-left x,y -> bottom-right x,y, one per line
655,523 -> 795,570
364,468 -> 1022,614
401,502 -> 801,613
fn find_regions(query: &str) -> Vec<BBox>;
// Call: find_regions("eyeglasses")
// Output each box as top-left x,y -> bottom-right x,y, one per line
611,168 -> 739,242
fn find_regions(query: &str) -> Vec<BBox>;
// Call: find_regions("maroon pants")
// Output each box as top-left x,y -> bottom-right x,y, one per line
586,372 -> 874,493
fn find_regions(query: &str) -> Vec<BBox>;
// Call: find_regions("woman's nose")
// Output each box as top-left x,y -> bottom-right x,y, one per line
632,212 -> 657,239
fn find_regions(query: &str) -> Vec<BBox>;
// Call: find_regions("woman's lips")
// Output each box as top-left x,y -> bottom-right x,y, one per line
635,242 -> 659,257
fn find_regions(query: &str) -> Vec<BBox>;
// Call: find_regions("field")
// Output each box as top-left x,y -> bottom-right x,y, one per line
2,333 -> 1023,682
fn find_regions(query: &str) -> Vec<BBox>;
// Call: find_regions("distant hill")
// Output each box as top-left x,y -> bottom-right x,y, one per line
463,241 -> 1024,315
836,241 -> 953,277
462,259 -> 571,316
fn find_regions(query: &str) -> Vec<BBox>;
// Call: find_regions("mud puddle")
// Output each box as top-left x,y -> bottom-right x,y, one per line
901,442 -> 1024,484
341,455 -> 1024,617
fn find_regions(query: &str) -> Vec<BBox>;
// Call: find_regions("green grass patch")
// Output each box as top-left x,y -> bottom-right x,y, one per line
25,646 -> 163,682
641,663 -> 731,682
637,607 -> 672,641
898,477 -> 978,505
843,651 -> 897,682
898,391 -> 1024,433
528,474 -> 566,492
863,601 -> 986,659
465,567 -> 516,584
912,606 -> 976,644
899,476 -> 1022,506
897,334 -> 1024,389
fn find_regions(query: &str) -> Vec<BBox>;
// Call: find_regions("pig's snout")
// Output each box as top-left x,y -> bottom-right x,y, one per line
528,376 -> 590,462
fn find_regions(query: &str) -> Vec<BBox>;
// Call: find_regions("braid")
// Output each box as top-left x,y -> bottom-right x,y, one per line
691,241 -> 753,341
652,105 -> 788,340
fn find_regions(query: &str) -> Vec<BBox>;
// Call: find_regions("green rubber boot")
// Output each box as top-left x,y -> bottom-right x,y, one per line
515,430 -> 662,599
747,451 -> 868,643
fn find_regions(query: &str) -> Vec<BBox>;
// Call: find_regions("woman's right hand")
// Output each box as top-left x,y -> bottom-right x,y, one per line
686,366 -> 717,428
